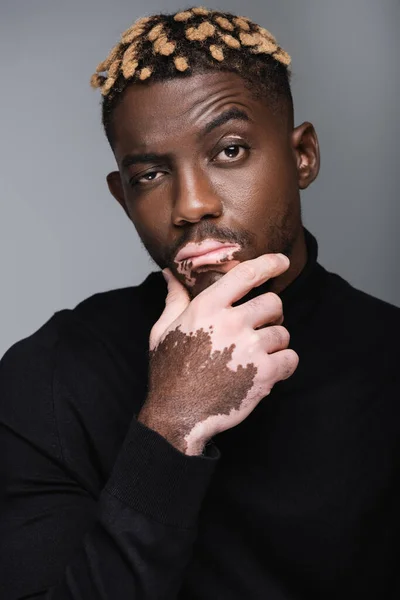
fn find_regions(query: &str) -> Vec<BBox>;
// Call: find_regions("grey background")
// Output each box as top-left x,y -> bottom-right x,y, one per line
0,0 -> 399,359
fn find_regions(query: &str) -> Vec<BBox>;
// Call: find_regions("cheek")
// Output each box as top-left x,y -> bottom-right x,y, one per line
127,194 -> 170,243
255,144 -> 298,199
214,147 -> 298,223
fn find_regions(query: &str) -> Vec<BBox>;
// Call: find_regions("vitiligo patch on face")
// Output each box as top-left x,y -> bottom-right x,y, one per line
175,243 -> 242,287
147,325 -> 257,452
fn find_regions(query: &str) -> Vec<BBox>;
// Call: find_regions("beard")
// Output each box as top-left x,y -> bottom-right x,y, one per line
135,200 -> 300,302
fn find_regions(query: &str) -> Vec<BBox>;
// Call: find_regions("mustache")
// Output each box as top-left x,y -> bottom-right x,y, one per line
167,222 -> 256,264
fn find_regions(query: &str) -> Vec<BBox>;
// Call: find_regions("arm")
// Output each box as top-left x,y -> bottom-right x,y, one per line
0,330 -> 219,599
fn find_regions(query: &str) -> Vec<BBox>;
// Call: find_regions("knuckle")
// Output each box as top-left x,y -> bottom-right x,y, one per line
264,253 -> 286,271
246,295 -> 265,313
271,326 -> 283,342
235,264 -> 257,281
270,325 -> 290,347
282,350 -> 299,378
249,331 -> 261,345
266,292 -> 283,312
270,254 -> 284,268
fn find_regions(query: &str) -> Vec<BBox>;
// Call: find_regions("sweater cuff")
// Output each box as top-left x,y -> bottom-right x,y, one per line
105,417 -> 220,528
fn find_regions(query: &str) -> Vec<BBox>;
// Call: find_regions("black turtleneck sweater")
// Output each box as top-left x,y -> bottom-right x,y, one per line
1,228 -> 400,600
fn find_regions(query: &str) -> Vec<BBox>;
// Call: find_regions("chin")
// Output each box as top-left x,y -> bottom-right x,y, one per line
186,270 -> 227,298
180,259 -> 241,298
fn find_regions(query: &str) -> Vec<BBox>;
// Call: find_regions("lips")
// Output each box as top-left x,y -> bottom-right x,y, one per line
182,247 -> 240,270
175,240 -> 240,263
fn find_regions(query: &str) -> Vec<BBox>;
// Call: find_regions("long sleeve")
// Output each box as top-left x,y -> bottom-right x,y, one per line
0,316 -> 219,599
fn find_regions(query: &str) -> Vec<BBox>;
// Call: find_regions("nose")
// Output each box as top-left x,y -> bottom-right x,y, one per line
171,167 -> 223,226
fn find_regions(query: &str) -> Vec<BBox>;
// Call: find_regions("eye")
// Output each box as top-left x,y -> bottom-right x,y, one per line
131,171 -> 165,186
214,144 -> 248,163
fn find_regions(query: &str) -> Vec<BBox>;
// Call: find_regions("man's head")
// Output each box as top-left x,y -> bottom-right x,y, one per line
91,7 -> 320,298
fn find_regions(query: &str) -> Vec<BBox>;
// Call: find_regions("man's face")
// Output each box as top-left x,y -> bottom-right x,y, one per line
107,71 -> 319,297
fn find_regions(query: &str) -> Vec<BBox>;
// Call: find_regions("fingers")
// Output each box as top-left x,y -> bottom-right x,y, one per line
199,253 -> 290,309
268,348 -> 299,382
255,325 -> 290,354
234,292 -> 283,330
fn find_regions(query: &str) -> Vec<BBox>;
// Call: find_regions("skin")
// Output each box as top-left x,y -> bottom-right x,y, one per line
144,324 -> 258,451
107,70 -> 320,301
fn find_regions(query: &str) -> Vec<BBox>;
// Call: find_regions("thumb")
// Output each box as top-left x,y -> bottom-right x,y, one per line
162,268 -> 191,321
150,269 -> 191,350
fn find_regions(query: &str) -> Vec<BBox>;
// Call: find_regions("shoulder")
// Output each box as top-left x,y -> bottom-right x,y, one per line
72,271 -> 165,344
0,272 -> 166,473
313,267 -> 400,376
324,270 -> 400,333
2,270 -> 166,377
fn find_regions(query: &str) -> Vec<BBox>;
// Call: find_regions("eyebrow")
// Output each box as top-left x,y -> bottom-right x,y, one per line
201,107 -> 251,137
121,152 -> 165,170
120,108 -> 252,170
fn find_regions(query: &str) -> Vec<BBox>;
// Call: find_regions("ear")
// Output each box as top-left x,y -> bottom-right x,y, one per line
291,122 -> 320,190
107,171 -> 130,217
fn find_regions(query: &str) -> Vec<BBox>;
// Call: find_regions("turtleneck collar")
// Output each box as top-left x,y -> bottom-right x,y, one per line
279,227 -> 328,330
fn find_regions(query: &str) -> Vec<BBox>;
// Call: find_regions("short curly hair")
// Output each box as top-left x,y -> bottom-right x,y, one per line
91,6 -> 293,145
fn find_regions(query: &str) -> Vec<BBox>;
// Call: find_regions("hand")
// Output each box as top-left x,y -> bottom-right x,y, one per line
139,254 -> 299,455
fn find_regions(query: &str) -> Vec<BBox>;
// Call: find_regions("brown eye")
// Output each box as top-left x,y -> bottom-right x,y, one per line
140,171 -> 162,183
131,171 -> 165,187
215,144 -> 247,162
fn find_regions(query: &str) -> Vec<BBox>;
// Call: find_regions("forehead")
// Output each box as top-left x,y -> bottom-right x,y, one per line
110,71 -> 278,153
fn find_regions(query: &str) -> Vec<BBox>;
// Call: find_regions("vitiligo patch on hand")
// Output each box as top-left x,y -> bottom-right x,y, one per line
147,325 -> 257,452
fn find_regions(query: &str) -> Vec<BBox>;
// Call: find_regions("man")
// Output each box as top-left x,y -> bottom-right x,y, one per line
1,6 -> 399,599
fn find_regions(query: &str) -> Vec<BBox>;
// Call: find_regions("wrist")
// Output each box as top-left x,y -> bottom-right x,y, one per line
138,405 -> 207,456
